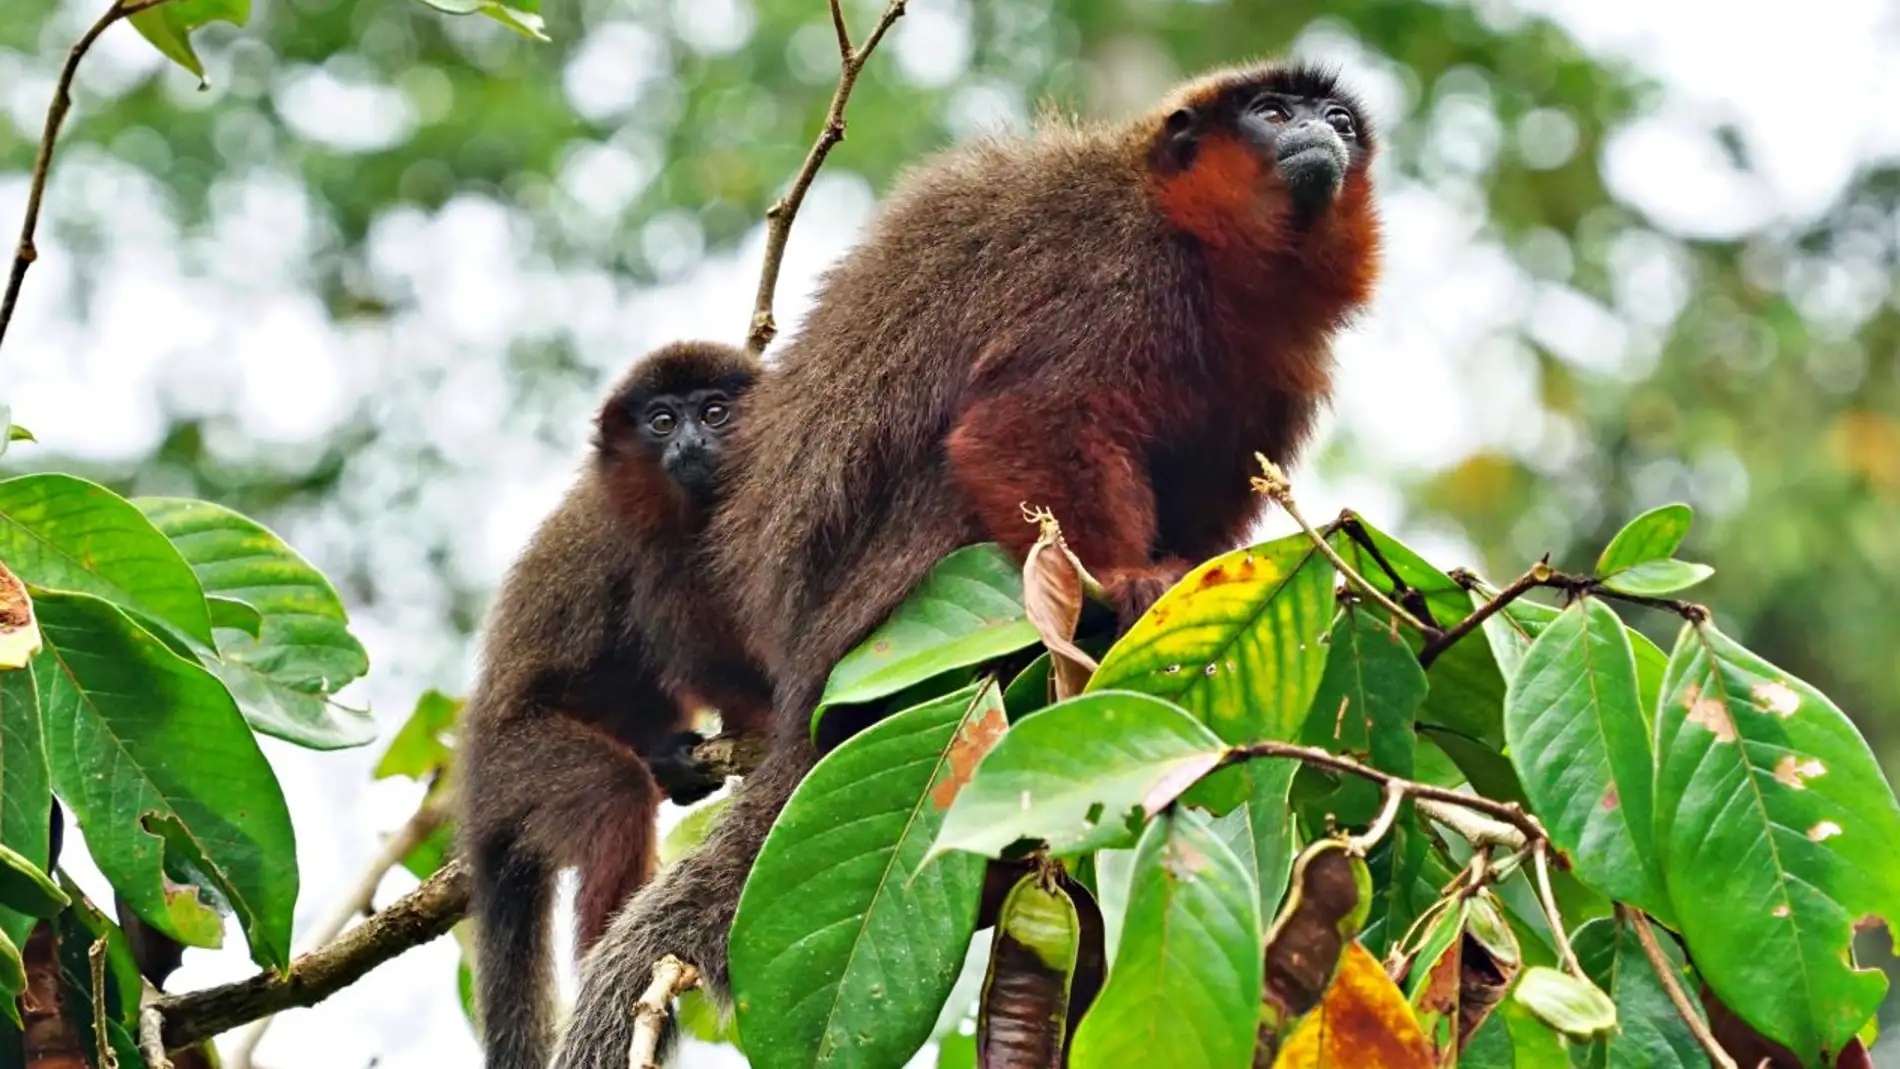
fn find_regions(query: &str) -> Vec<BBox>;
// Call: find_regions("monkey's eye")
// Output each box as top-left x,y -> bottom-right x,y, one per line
1325,107 -> 1356,135
647,411 -> 677,436
1257,101 -> 1291,124
702,401 -> 731,427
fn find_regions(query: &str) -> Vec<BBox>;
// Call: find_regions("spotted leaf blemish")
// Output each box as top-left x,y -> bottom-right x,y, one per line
1808,821 -> 1843,842
1753,680 -> 1800,718
1683,683 -> 1737,742
1772,755 -> 1826,790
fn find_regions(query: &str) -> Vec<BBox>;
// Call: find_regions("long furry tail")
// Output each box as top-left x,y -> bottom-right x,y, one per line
549,737 -> 817,1069
472,837 -> 555,1069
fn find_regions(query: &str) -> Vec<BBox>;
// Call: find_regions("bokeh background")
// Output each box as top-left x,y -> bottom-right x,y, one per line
6,0 -> 1900,1064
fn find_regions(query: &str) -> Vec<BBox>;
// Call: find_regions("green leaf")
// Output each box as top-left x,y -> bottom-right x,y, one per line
1598,559 -> 1715,598
1571,916 -> 1712,1069
1298,603 -> 1427,827
1513,965 -> 1616,1038
0,474 -> 215,647
406,0 -> 550,40
659,796 -> 731,871
33,589 -> 298,969
1088,534 -> 1333,810
813,544 -> 1038,736
137,497 -> 375,751
1207,758 -> 1298,922
1596,503 -> 1694,578
1329,515 -> 1507,743
1462,990 -> 1576,1069
1478,595 -> 1668,733
928,692 -> 1227,863
206,595 -> 263,637
0,665 -> 49,951
1503,598 -> 1670,922
1653,620 -> 1900,1063
730,681 -> 1003,1069
0,841 -> 66,918
0,925 -> 20,1023
1068,810 -> 1260,1069
372,689 -> 463,782
128,0 -> 252,82
1418,725 -> 1528,806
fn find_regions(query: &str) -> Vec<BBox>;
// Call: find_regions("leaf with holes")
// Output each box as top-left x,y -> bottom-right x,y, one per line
1299,603 -> 1427,828
730,681 -> 1004,1069
1088,534 -> 1333,811
1653,620 -> 1900,1063
1504,598 -> 1669,922
927,692 -> 1227,864
1596,504 -> 1695,577
1069,809 -> 1261,1069
1571,916 -> 1711,1069
129,0 -> 251,81
0,474 -> 214,647
137,497 -> 373,750
33,590 -> 297,969
813,544 -> 1039,735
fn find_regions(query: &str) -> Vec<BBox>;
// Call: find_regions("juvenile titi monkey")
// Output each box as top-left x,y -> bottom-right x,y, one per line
554,59 -> 1383,1068
456,339 -> 773,1069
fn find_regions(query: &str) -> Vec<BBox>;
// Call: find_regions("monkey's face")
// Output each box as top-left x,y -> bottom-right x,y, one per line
634,388 -> 740,501
1155,63 -> 1374,229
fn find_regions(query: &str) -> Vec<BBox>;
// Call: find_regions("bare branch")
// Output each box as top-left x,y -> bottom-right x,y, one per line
1532,843 -> 1583,980
222,803 -> 449,1069
1250,455 -> 1440,638
627,956 -> 701,1069
1621,906 -> 1739,1069
1226,739 -> 1547,849
745,0 -> 907,354
1418,560 -> 1551,668
1,0 -> 181,351
152,860 -> 470,1051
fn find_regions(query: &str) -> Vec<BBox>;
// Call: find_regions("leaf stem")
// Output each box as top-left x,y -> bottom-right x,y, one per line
1532,842 -> 1584,980
1250,456 -> 1439,638
745,0 -> 906,353
1620,905 -> 1738,1069
1348,781 -> 1406,854
0,0 -> 179,352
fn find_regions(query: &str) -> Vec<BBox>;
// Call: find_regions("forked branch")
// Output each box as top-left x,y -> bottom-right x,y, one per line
745,0 -> 907,353
1,0 -> 180,351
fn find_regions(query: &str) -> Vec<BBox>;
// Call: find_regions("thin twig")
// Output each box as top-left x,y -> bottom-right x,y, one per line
1250,455 -> 1440,638
152,860 -> 470,1051
1620,906 -> 1738,1069
223,803 -> 448,1069
627,955 -> 701,1069
1418,560 -> 1551,668
1348,781 -> 1406,853
1331,512 -> 1439,628
1226,739 -> 1546,848
1,0 -> 180,350
1451,566 -> 1709,624
1532,843 -> 1583,979
745,0 -> 907,353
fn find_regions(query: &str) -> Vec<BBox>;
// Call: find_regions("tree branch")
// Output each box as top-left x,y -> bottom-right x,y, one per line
1532,843 -> 1583,980
1250,456 -> 1441,638
1418,561 -> 1551,668
221,803 -> 449,1069
626,956 -> 700,1069
1,0 -> 179,351
744,0 -> 906,354
152,860 -> 470,1051
1620,905 -> 1739,1069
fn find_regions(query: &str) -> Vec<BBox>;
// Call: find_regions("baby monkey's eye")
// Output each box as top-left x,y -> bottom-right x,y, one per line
647,411 -> 677,436
1325,107 -> 1355,135
702,401 -> 731,427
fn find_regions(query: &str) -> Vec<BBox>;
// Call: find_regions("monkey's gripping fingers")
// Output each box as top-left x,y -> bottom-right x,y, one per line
647,730 -> 724,805
1099,557 -> 1194,634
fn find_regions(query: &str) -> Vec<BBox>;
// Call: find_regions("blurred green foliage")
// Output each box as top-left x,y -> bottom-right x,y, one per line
5,0 -> 1898,835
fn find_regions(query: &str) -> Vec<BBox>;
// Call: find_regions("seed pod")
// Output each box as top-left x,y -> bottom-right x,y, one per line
978,870 -> 1082,1068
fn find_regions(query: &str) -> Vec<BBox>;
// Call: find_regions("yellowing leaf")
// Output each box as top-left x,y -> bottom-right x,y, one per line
1272,941 -> 1435,1068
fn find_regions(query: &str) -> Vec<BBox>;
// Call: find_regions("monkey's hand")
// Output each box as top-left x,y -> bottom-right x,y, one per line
647,731 -> 724,805
1099,557 -> 1193,634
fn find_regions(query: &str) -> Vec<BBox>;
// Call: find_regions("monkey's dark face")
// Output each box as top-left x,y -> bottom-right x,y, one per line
631,388 -> 739,501
1155,62 -> 1374,228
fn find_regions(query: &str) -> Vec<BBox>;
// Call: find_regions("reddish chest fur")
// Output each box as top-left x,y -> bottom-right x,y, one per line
1153,130 -> 1380,404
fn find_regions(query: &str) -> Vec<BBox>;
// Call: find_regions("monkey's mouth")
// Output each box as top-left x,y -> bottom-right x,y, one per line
1275,128 -> 1349,219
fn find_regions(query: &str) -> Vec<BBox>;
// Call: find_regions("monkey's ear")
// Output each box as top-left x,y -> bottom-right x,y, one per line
1158,106 -> 1200,172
